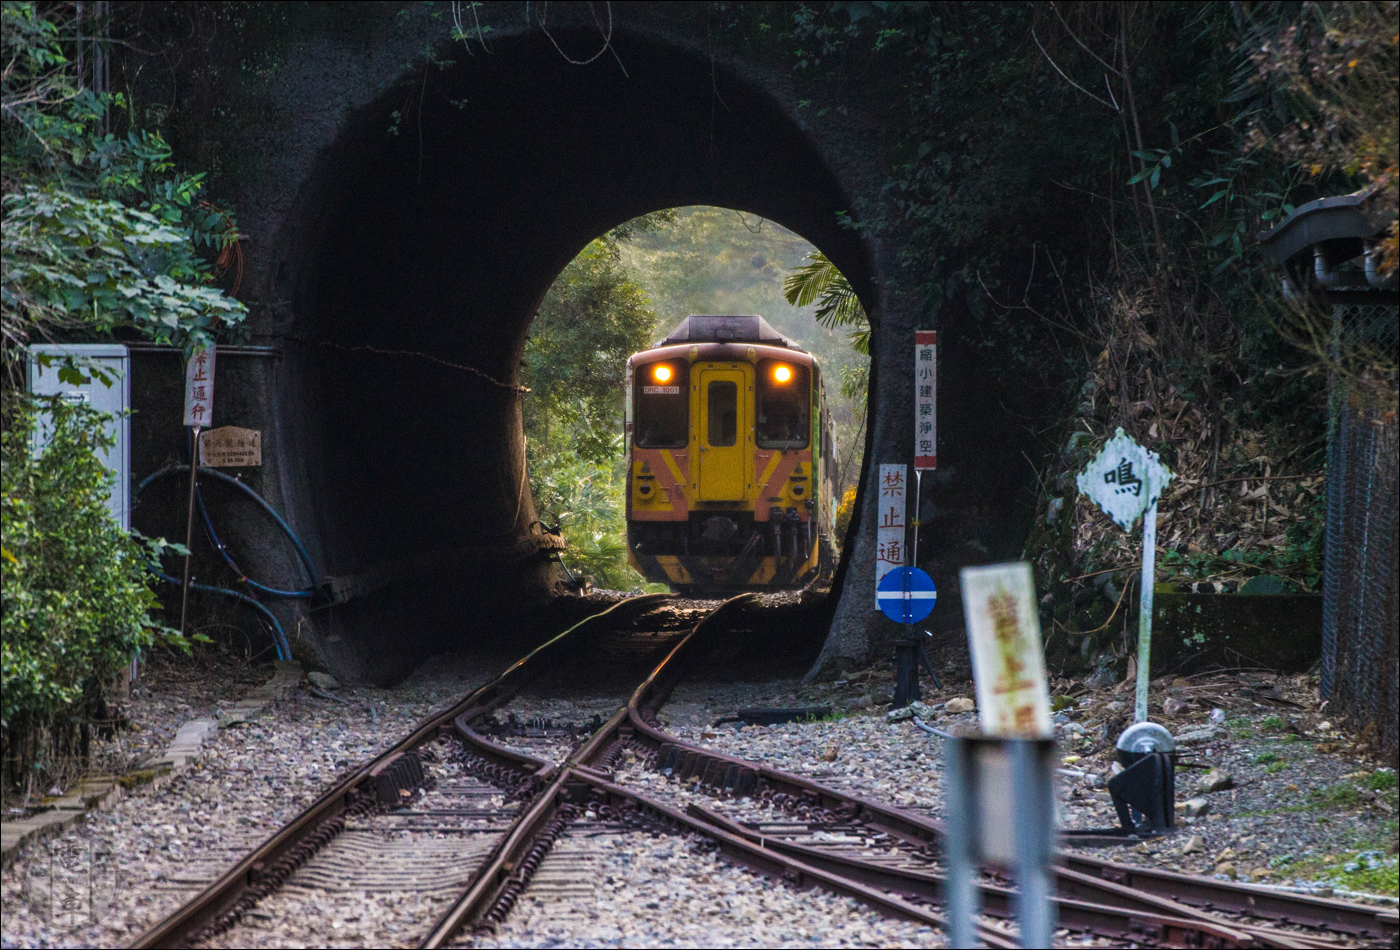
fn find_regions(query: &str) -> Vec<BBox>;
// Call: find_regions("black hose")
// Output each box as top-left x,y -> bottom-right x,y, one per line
195,484 -> 312,598
134,464 -> 321,590
148,566 -> 290,661
912,716 -> 957,740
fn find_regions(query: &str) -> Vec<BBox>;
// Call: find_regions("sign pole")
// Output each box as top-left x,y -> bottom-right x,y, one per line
1135,498 -> 1158,723
180,344 -> 215,637
911,470 -> 923,569
1075,427 -> 1173,724
179,427 -> 201,636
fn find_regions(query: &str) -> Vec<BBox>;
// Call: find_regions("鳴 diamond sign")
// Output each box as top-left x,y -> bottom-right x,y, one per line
1076,427 -> 1173,530
1076,427 -> 1174,723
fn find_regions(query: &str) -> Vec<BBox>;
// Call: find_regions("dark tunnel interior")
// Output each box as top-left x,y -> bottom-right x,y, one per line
272,29 -> 875,681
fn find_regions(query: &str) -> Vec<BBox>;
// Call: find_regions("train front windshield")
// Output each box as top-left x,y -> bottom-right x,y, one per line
756,360 -> 810,449
635,362 -> 688,448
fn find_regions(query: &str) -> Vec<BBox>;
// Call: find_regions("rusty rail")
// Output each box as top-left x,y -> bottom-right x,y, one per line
620,702 -> 1394,944
127,593 -> 672,949
131,586 -> 1395,949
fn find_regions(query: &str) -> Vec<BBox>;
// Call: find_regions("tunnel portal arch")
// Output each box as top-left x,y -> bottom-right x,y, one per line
269,26 -> 879,679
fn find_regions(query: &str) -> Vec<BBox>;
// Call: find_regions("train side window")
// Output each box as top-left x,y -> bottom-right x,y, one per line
707,381 -> 738,447
756,360 -> 810,449
635,362 -> 688,448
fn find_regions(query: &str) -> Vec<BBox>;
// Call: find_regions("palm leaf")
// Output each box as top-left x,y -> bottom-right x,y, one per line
784,250 -> 867,330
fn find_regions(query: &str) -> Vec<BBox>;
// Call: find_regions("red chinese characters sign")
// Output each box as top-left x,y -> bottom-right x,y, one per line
914,331 -> 936,470
875,463 -> 907,606
183,346 -> 215,428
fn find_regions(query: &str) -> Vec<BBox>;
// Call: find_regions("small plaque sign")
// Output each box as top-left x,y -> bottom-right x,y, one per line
200,426 -> 261,468
959,561 -> 1053,738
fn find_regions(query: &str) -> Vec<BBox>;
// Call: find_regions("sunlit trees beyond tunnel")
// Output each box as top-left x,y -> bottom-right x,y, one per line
526,207 -> 870,591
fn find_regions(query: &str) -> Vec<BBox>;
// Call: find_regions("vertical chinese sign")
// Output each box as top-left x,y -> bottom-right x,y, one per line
875,463 -> 907,606
914,331 -> 936,471
183,346 -> 215,427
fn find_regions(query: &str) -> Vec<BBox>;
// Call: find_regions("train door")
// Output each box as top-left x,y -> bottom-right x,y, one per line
697,367 -> 747,501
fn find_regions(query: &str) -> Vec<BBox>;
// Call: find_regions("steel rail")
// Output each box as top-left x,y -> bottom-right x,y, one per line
572,769 -> 1020,950
682,802 -> 1275,949
632,727 -> 1394,941
619,697 -> 1394,945
420,592 -> 1352,950
1056,852 -> 1398,941
422,594 -> 1016,949
126,593 -> 672,949
418,594 -> 756,948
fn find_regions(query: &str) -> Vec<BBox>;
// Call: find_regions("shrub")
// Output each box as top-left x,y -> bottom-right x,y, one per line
1,395 -> 175,796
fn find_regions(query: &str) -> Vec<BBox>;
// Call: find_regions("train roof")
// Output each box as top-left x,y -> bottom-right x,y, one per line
657,315 -> 804,351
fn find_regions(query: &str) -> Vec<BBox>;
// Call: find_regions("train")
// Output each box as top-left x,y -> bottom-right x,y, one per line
624,315 -> 837,593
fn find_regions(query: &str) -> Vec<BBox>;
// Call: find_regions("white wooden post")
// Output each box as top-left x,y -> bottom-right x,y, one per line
1136,498 -> 1158,723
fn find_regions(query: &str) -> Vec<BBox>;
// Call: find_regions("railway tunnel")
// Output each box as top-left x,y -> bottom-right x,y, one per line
247,26 -> 878,681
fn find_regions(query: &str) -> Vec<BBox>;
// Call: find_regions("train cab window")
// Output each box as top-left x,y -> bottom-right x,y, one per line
756,360 -> 810,449
635,362 -> 688,447
707,381 -> 738,446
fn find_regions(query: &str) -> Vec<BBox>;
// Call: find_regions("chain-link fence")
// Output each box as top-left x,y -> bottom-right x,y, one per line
1321,303 -> 1399,764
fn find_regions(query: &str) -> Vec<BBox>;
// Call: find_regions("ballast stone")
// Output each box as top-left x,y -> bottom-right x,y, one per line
1179,797 -> 1211,819
1175,725 -> 1223,746
307,671 -> 342,690
1198,768 -> 1235,794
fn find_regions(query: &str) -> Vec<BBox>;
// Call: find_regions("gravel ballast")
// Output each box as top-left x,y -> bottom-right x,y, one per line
4,645 -> 1394,949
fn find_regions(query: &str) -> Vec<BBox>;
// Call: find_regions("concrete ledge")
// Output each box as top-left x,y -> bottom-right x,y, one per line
1153,592 -> 1322,673
1,659 -> 303,870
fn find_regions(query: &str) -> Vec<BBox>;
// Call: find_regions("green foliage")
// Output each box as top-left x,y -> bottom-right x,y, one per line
784,249 -> 870,402
1,0 -> 246,361
0,1 -> 241,794
524,217 -> 669,590
2,186 -> 246,350
783,250 -> 869,353
527,444 -> 657,592
2,395 -> 179,788
524,237 -> 657,463
1311,781 -> 1363,810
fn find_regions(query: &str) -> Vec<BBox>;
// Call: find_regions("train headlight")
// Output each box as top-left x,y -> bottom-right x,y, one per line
652,364 -> 673,383
773,364 -> 793,384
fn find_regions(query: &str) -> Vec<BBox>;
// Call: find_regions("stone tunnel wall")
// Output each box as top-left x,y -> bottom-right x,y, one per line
119,3 -> 1041,682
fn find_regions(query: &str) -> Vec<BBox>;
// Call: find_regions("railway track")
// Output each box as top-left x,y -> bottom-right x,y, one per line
131,593 -> 1398,949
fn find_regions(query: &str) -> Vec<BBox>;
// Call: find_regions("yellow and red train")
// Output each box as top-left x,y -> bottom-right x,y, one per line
625,315 -> 836,593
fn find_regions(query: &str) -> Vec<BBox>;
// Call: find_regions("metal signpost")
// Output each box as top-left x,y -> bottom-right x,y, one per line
879,566 -> 938,706
180,346 -> 216,636
1076,427 -> 1174,723
946,561 -> 1057,948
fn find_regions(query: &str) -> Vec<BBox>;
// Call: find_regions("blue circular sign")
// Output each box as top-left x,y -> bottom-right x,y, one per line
877,567 -> 937,624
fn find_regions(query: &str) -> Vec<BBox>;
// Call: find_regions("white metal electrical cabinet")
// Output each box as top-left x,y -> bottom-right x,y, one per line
26,344 -> 132,531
